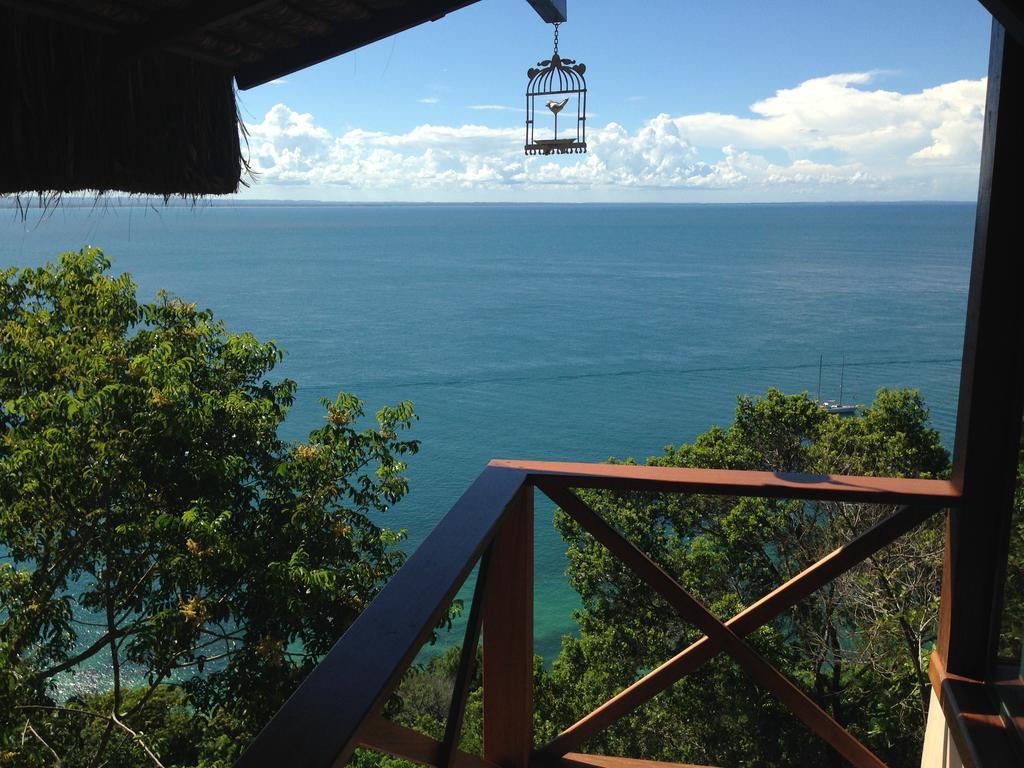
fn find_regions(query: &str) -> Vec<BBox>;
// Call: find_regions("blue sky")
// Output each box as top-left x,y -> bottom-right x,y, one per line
236,0 -> 994,202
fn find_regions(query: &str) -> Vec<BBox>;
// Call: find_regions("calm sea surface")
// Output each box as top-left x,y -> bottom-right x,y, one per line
1,202 -> 974,663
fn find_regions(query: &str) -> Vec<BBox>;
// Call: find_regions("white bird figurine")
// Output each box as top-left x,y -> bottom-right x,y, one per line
546,97 -> 569,114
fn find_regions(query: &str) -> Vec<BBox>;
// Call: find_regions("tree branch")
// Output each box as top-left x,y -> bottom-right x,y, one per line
17,706 -> 166,768
22,719 -> 63,767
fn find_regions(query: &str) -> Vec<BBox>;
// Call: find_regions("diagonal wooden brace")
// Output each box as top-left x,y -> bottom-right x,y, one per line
539,483 -> 889,768
540,499 -> 941,757
440,545 -> 493,768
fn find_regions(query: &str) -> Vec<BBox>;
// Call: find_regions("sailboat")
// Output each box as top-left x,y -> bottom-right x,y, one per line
816,355 -> 859,415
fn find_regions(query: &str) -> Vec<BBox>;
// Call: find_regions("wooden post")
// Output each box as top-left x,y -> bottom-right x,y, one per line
483,486 -> 534,768
940,19 -> 1024,680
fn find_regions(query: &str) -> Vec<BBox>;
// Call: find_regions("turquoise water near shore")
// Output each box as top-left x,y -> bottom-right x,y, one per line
2,202 -> 974,665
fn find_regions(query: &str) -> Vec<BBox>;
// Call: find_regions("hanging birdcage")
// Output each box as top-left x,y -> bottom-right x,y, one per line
525,23 -> 587,155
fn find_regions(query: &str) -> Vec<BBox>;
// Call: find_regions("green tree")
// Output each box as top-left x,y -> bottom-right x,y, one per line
545,389 -> 949,768
0,249 -> 418,766
997,445 -> 1024,661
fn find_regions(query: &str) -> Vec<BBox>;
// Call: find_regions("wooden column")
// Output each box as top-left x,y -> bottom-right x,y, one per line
940,19 -> 1024,679
483,486 -> 534,768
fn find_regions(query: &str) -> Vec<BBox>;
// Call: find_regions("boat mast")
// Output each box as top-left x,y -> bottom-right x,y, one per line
839,354 -> 846,406
817,355 -> 823,404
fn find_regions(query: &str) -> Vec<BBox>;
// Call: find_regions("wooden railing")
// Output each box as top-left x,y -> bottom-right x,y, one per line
234,460 -> 961,768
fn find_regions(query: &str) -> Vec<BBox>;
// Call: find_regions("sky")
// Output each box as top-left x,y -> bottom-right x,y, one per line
235,0 -> 995,203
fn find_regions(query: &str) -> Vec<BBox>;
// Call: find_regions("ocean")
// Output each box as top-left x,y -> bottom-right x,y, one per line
1,202 -> 974,663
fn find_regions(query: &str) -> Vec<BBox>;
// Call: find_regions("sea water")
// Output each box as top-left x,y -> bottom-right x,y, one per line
1,202 -> 973,664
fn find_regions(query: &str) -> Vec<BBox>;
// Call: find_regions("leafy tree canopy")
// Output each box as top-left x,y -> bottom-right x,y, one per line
0,249 -> 418,766
543,389 -> 949,768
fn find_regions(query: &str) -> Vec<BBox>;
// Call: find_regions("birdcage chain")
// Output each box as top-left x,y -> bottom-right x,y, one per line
553,22 -> 559,55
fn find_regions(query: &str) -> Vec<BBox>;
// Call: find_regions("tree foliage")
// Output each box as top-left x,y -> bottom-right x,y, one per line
543,389 -> 949,767
0,249 -> 418,766
998,443 -> 1024,660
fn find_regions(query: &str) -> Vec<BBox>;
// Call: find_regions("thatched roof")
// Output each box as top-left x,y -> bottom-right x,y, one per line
1,0 -> 483,198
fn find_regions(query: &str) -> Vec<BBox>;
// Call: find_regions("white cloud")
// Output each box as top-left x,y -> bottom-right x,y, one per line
418,97 -> 440,104
673,73 -> 984,169
268,78 -> 289,86
242,72 -> 985,202
467,104 -> 525,112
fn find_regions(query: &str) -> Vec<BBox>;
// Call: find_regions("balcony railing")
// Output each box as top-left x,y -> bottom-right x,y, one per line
235,459 -> 961,768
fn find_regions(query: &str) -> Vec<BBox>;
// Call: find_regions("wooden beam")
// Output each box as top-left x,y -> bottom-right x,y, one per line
358,716 -> 500,768
235,0 -> 481,89
234,466 -> 526,768
0,0 -> 250,69
526,0 -> 567,23
440,546 -> 493,768
539,503 -> 943,757
483,486 -> 534,768
541,485 -> 886,768
978,1 -> 1024,47
927,653 -> 1019,768
110,0 -> 279,59
556,754 -> 712,768
940,19 -> 1024,681
0,0 -> 120,35
490,460 -> 961,506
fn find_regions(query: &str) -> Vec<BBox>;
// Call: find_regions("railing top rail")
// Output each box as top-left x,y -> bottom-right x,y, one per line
235,465 -> 527,768
490,460 -> 961,506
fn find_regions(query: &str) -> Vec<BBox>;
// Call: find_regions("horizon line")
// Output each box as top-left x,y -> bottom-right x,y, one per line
2,197 -> 979,210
